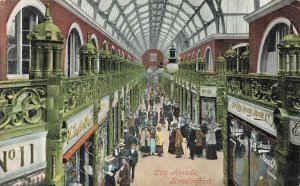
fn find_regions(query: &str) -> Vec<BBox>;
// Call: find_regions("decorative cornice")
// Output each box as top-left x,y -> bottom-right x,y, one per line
244,0 -> 296,23
55,0 -> 141,62
180,34 -> 249,55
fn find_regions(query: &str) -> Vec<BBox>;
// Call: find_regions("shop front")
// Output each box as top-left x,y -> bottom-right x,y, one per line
200,86 -> 217,126
289,116 -> 300,185
97,96 -> 110,184
62,106 -> 97,186
228,96 -> 277,186
0,131 -> 47,185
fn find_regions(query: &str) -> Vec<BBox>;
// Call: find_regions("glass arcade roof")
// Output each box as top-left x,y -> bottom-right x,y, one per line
66,0 -> 265,59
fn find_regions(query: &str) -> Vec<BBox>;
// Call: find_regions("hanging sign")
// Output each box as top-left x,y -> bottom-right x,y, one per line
0,131 -> 47,184
63,106 -> 94,153
228,96 -> 276,136
290,116 -> 300,146
200,86 -> 217,97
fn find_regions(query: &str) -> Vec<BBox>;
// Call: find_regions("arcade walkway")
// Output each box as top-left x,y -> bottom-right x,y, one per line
130,103 -> 224,186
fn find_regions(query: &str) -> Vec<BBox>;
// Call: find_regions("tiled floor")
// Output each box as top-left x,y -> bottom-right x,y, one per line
129,102 -> 224,186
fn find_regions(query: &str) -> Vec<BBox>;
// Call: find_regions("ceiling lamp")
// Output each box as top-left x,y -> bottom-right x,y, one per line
167,43 -> 178,74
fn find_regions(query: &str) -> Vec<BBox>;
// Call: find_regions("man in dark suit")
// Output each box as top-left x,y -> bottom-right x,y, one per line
187,123 -> 196,160
128,143 -> 138,182
153,108 -> 158,126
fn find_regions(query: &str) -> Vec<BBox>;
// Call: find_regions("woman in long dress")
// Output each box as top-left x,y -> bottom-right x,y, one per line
149,126 -> 156,155
155,126 -> 164,156
195,127 -> 204,157
206,125 -> 217,160
117,158 -> 131,186
104,155 -> 119,186
174,127 -> 184,158
139,127 -> 150,157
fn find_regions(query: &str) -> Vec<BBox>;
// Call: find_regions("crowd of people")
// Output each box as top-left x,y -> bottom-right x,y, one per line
103,84 -> 221,185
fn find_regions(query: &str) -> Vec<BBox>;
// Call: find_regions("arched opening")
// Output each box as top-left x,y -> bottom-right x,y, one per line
67,28 -> 82,77
205,48 -> 213,71
7,6 -> 45,79
260,23 -> 289,74
232,43 -> 248,72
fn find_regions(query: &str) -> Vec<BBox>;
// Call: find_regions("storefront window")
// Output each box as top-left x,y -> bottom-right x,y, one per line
250,130 -> 277,185
64,150 -> 81,185
228,115 -> 277,186
98,119 -> 108,183
201,98 -> 216,126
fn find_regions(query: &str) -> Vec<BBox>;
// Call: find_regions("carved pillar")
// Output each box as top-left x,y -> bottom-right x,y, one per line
274,108 -> 290,186
91,129 -> 99,186
108,94 -> 114,155
189,82 -> 193,119
44,46 -> 53,78
118,90 -> 122,142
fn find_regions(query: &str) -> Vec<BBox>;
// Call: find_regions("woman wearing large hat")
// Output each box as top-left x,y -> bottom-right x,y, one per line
104,155 -> 118,186
174,127 -> 184,158
140,127 -> 150,157
155,126 -> 164,156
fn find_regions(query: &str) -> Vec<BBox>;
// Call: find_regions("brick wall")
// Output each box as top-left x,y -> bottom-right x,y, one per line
142,49 -> 165,68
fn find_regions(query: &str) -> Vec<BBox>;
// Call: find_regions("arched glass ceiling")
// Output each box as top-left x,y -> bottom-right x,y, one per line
66,0 -> 259,59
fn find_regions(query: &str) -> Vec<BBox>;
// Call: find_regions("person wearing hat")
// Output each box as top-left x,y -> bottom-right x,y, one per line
140,127 -> 150,157
149,125 -> 156,155
173,104 -> 180,121
117,140 -> 130,168
128,143 -> 138,182
175,127 -> 184,158
141,114 -> 149,129
155,126 -> 164,156
104,155 -> 118,186
153,108 -> 159,126
144,96 -> 149,111
159,107 -> 165,126
206,125 -> 217,160
168,122 -> 177,154
195,125 -> 205,157
117,157 -> 131,186
187,123 -> 196,160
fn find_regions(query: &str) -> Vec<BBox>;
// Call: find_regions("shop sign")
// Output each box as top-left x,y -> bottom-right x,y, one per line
200,86 -> 217,97
290,116 -> 300,146
0,131 -> 47,184
228,96 -> 276,136
98,95 -> 109,124
113,91 -> 118,106
63,106 -> 94,153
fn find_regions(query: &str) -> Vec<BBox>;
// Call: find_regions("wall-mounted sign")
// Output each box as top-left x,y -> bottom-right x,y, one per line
63,106 -> 94,153
228,96 -> 276,136
113,91 -> 118,106
200,86 -> 217,97
0,131 -> 47,184
290,116 -> 300,146
98,96 -> 109,124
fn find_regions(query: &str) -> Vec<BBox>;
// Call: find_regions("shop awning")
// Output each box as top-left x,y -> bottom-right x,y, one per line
63,124 -> 98,161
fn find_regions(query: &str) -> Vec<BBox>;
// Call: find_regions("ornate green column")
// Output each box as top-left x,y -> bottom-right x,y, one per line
182,82 -> 186,112
197,87 -> 201,125
180,80 -> 183,112
108,93 -> 114,155
93,129 -> 100,186
189,82 -> 193,119
123,85 -> 128,127
117,90 -> 122,142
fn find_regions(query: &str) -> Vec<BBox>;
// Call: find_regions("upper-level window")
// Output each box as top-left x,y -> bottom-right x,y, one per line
205,48 -> 213,71
260,23 -> 289,74
149,53 -> 157,61
67,28 -> 82,77
7,6 -> 44,78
